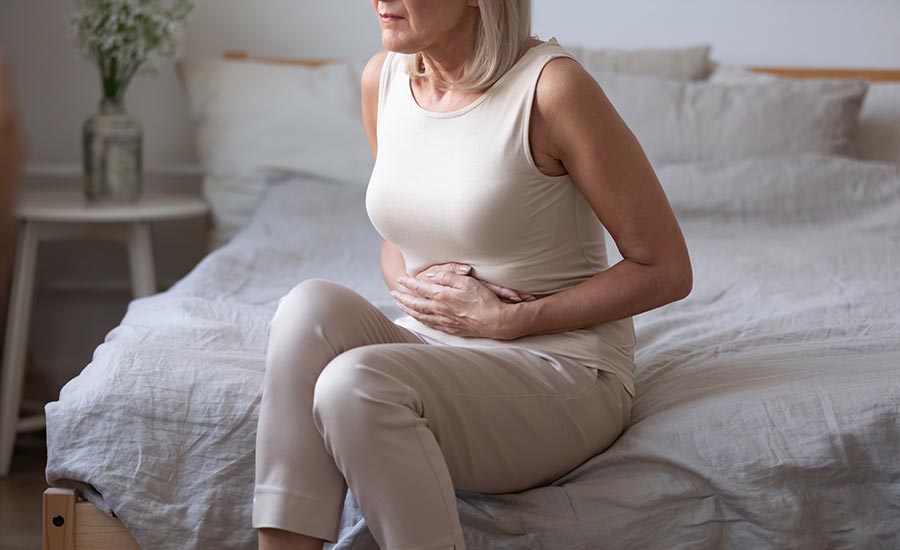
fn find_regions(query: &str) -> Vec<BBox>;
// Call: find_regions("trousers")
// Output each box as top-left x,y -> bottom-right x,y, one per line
252,278 -> 633,550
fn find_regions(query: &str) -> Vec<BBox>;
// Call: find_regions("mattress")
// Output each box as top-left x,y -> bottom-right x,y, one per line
45,153 -> 900,549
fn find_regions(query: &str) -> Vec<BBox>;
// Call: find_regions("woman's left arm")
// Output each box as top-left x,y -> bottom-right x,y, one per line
392,57 -> 692,340
501,56 -> 692,339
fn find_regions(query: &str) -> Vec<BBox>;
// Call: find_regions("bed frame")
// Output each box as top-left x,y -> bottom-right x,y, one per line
39,52 -> 900,549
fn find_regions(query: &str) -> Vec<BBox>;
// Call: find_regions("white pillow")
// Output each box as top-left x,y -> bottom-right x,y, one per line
656,153 -> 900,225
709,63 -> 900,166
176,56 -> 374,250
588,68 -> 869,167
561,42 -> 712,81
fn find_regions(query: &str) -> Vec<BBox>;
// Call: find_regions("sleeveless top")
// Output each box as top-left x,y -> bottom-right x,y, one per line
365,37 -> 636,398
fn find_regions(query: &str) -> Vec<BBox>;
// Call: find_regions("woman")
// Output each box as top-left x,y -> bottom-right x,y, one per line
254,1 -> 692,549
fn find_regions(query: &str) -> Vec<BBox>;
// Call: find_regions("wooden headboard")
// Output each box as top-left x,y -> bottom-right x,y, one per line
742,66 -> 900,82
223,50 -> 900,82
224,51 -> 333,67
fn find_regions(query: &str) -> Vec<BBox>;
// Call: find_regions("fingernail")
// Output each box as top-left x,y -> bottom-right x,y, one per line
456,265 -> 471,273
511,295 -> 522,302
426,272 -> 434,278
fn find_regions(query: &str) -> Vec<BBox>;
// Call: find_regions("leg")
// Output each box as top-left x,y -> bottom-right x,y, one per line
312,342 -> 632,550
254,278 -> 428,546
127,221 -> 156,298
0,220 -> 37,477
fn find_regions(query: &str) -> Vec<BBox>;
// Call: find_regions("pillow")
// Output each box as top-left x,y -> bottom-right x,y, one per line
561,42 -> 712,80
655,153 -> 900,225
709,62 -> 900,166
587,68 -> 869,167
176,56 -> 374,250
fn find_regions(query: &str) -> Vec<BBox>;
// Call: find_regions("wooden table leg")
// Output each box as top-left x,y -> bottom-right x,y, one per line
0,220 -> 38,477
127,221 -> 156,298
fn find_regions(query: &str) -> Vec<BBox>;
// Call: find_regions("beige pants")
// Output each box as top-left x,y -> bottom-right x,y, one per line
253,278 -> 632,550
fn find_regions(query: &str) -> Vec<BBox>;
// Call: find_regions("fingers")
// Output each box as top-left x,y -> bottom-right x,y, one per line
420,270 -> 470,290
391,286 -> 457,323
435,262 -> 471,275
397,275 -> 440,296
416,262 -> 471,279
477,280 -> 537,302
404,270 -> 537,302
394,300 -> 459,333
482,281 -> 522,301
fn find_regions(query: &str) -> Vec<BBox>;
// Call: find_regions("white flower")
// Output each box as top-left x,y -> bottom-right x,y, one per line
67,0 -> 193,101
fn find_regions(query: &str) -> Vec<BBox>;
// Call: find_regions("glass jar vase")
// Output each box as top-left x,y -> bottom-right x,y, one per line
82,97 -> 143,201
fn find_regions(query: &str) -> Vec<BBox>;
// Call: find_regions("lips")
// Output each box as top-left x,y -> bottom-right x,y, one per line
380,13 -> 403,18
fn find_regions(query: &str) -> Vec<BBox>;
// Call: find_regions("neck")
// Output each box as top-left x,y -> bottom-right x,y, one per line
418,8 -> 480,91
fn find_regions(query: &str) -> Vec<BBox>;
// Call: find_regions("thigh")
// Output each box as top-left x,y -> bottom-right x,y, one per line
267,277 -> 428,353
316,342 -> 630,494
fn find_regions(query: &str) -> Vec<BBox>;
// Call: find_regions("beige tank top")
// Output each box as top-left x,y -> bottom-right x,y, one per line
365,37 -> 636,398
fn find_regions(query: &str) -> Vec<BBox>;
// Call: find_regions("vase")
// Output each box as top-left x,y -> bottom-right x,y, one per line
82,97 -> 143,201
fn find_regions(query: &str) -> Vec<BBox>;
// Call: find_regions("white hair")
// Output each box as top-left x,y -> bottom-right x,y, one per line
403,0 -> 535,93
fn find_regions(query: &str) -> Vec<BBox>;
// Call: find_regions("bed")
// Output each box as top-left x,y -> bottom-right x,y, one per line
39,43 -> 900,549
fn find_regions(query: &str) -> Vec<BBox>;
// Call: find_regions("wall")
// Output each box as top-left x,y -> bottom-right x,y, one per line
0,0 -> 898,399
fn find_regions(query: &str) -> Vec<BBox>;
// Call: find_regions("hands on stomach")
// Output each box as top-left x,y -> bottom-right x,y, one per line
390,262 -> 534,340
413,262 -> 536,303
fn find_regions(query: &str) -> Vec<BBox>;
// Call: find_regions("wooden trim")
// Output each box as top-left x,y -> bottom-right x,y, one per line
43,488 -> 139,550
223,50 -> 333,67
744,66 -> 900,82
222,49 -> 900,82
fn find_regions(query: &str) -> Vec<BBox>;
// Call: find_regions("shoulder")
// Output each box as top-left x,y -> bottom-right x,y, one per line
534,54 -> 605,118
361,49 -> 391,100
532,54 -> 618,157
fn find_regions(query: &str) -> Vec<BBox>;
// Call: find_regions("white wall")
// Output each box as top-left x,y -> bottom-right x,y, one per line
0,0 -> 898,398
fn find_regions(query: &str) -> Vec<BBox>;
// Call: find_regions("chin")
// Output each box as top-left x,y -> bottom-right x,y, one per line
381,35 -> 419,55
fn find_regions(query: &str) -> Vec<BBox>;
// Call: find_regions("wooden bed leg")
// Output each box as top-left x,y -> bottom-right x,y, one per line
42,486 -> 141,550
43,488 -> 75,550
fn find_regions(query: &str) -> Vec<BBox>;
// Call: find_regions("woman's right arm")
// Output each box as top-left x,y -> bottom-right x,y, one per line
361,49 -> 408,294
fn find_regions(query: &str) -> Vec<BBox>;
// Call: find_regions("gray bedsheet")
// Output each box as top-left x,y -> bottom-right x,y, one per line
45,154 -> 900,549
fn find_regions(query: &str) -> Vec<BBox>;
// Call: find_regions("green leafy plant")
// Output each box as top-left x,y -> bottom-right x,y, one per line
66,0 -> 194,103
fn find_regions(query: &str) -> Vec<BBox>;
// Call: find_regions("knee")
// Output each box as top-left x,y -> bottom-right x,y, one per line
311,347 -> 410,436
268,278 -> 363,335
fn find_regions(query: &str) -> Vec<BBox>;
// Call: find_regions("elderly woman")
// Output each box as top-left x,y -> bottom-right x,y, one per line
254,1 -> 692,549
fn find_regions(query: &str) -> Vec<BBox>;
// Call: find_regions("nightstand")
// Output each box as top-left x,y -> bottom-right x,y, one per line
0,188 -> 210,476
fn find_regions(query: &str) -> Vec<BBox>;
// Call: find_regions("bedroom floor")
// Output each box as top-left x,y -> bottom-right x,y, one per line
0,431 -> 47,550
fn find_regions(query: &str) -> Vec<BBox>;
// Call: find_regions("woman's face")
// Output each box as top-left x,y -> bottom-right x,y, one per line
372,0 -> 478,53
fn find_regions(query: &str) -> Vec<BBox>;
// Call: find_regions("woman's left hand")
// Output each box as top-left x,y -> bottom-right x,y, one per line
390,271 -> 519,340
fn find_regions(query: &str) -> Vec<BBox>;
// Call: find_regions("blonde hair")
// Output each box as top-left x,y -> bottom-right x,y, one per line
403,0 -> 535,93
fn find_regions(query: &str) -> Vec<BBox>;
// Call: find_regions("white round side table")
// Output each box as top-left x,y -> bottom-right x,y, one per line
0,188 -> 210,476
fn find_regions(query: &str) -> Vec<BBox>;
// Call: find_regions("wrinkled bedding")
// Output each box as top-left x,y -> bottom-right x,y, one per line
45,154 -> 900,549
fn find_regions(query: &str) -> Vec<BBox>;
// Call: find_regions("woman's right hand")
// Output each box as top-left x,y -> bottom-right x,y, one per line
412,262 -> 537,303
